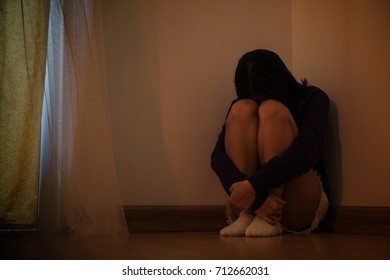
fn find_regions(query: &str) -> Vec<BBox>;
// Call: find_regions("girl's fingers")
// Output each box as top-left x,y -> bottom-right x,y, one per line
272,215 -> 283,222
272,195 -> 287,205
262,216 -> 278,225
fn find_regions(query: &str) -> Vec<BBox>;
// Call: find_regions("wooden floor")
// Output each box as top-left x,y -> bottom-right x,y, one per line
1,231 -> 389,260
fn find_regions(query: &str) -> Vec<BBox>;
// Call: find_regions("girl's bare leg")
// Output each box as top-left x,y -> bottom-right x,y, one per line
247,99 -> 321,236
220,99 -> 259,236
224,99 -> 259,176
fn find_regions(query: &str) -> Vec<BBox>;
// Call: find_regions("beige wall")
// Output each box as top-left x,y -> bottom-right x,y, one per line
102,0 -> 292,205
102,0 -> 390,207
292,0 -> 390,206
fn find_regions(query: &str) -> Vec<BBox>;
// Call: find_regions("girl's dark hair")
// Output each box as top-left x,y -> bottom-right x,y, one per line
234,49 -> 307,107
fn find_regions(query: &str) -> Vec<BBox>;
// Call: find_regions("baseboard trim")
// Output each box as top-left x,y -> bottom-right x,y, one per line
124,205 -> 390,236
319,206 -> 390,236
124,206 -> 226,233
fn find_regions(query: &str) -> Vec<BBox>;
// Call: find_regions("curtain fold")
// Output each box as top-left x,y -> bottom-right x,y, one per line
0,0 -> 50,225
39,0 -> 128,236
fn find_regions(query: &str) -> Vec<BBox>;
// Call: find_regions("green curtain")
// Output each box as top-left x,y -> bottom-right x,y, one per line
0,0 -> 50,225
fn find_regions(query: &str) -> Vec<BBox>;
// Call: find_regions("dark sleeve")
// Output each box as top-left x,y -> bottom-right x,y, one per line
248,90 -> 330,195
210,123 -> 248,195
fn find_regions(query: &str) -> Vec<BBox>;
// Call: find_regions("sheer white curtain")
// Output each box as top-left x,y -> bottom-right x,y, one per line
39,0 -> 128,236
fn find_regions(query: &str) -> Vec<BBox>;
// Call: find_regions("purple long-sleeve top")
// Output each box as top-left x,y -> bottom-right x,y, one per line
210,86 -> 330,207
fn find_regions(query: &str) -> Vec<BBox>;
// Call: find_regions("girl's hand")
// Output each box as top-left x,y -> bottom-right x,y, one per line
255,194 -> 287,225
229,180 -> 256,210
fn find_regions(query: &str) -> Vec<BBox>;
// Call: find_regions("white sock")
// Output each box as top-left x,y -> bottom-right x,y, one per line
220,209 -> 254,237
245,217 -> 282,237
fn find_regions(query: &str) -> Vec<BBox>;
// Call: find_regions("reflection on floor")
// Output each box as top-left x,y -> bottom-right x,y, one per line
1,231 -> 389,260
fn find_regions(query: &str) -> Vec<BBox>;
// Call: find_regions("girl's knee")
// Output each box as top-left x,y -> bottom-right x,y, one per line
258,99 -> 291,121
227,99 -> 258,125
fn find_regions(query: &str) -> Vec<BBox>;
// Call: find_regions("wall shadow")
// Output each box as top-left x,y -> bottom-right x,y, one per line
324,100 -> 343,206
101,0 -> 177,205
